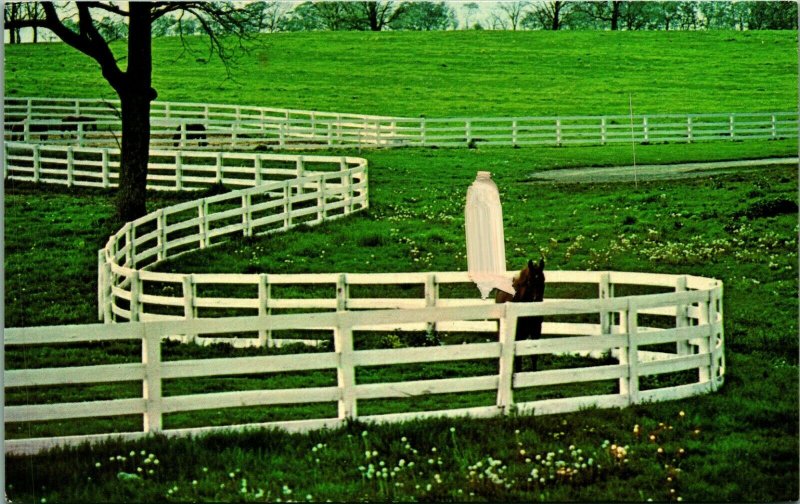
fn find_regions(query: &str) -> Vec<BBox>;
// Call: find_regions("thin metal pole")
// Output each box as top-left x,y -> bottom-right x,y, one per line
629,94 -> 638,188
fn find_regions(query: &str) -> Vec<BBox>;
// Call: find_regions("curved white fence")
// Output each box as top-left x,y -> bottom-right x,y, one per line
4,98 -> 727,455
5,97 -> 797,150
5,270 -> 725,456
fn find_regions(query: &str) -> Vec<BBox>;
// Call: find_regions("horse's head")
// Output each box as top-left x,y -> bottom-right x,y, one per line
513,258 -> 545,303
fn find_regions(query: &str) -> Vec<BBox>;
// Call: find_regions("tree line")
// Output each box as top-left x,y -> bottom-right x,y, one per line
6,1 -> 797,43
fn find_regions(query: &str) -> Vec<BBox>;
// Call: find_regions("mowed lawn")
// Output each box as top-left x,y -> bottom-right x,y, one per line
3,30 -> 799,502
5,30 -> 797,116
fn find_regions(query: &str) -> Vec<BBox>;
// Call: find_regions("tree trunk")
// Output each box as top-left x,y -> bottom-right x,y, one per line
611,1 -> 621,30
115,3 -> 156,222
552,1 -> 561,30
367,2 -> 381,31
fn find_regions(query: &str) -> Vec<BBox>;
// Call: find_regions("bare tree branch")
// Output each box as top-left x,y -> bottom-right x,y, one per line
85,2 -> 129,17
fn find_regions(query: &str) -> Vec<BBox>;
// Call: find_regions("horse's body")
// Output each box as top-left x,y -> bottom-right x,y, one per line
495,259 -> 545,371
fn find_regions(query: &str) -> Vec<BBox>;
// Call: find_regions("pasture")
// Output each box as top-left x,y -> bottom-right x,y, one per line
4,30 -> 799,502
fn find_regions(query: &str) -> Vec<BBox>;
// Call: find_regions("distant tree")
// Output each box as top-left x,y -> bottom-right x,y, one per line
6,2 -> 254,222
462,2 -> 479,30
278,2 -> 324,31
699,1 -> 751,30
4,2 -> 45,43
24,2 -> 43,42
389,2 -> 455,31
348,1 -> 405,31
571,1 -> 622,30
748,0 -> 797,29
497,1 -> 531,31
521,1 -> 572,30
239,1 -> 290,33
4,3 -> 23,43
489,12 -> 508,30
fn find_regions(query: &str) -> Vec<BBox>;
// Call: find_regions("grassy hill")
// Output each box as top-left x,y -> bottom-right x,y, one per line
5,30 -> 798,116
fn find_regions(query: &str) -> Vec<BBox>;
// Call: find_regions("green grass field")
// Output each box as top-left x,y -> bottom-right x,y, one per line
4,30 -> 799,502
5,30 -> 797,116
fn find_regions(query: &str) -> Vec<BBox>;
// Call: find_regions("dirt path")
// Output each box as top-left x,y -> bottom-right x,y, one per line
527,157 -> 798,184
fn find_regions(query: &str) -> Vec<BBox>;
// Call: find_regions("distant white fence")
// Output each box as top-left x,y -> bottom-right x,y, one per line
5,270 -> 725,456
5,97 -> 798,150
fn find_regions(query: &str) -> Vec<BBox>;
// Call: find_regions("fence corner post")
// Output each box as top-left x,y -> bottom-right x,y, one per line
497,303 -> 517,415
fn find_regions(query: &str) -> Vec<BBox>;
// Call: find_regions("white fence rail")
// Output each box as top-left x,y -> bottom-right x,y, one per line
5,271 -> 725,455
5,97 -> 797,150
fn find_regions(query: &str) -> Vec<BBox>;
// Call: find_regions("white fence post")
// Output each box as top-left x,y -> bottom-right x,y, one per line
179,122 -> 187,148
465,120 -> 472,145
242,193 -> 252,237
710,287 -> 724,391
103,261 -> 113,322
97,250 -> 106,321
156,210 -> 166,261
334,317 -> 356,420
254,156 -> 262,186
32,145 -> 40,183
296,155 -> 305,185
77,123 -> 85,147
175,152 -> 183,190
284,182 -> 292,229
600,117 -> 607,145
420,119 -> 427,146
182,275 -> 196,343
130,270 -> 142,322
215,153 -> 223,184
599,272 -> 612,335
425,273 -> 438,334
142,325 -> 163,433
279,120 -> 286,148
337,273 -> 348,312
642,116 -> 649,143
101,149 -> 110,188
512,120 -> 519,146
497,304 -> 517,415
771,114 -> 777,139
687,116 -> 693,143
729,114 -> 735,140
697,298 -> 711,383
556,118 -> 562,146
125,226 -> 134,266
675,276 -> 690,355
198,201 -> 209,249
258,274 -> 272,347
66,146 -> 74,187
624,302 -> 639,404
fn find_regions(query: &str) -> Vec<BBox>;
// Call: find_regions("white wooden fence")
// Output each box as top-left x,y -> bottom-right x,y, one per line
5,97 -> 797,150
5,97 -> 726,455
5,270 -> 724,456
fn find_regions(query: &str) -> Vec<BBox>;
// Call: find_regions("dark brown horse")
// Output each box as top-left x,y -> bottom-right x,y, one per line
496,258 -> 545,371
